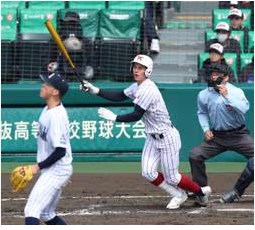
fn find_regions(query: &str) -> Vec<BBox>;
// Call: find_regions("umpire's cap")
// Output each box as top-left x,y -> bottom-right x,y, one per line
209,63 -> 229,75
40,73 -> 69,96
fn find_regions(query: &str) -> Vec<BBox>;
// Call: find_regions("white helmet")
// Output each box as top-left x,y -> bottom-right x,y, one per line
130,54 -> 153,77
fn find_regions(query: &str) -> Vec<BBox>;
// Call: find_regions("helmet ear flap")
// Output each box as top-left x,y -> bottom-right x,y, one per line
145,68 -> 152,77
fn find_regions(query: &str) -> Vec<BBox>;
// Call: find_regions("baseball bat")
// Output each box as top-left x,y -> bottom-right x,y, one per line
44,20 -> 84,85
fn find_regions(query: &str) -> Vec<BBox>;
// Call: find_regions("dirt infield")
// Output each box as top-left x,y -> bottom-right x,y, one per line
1,173 -> 254,225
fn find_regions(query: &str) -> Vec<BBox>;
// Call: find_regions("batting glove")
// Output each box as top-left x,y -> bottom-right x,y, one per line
80,80 -> 99,95
98,107 -> 117,122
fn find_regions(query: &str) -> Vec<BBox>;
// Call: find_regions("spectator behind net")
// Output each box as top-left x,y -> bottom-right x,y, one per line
218,1 -> 254,30
205,22 -> 241,75
219,1 -> 239,9
205,22 -> 241,54
145,1 -> 160,54
47,12 -> 94,80
58,11 -> 83,51
228,8 -> 249,53
195,43 -> 236,83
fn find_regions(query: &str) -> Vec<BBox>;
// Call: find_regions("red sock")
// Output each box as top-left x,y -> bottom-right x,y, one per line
177,174 -> 201,194
151,172 -> 164,186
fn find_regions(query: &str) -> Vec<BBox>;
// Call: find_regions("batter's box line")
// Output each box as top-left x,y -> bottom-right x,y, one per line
2,194 -> 254,202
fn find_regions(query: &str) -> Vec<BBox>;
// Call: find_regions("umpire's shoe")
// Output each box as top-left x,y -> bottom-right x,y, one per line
220,189 -> 240,203
195,186 -> 212,207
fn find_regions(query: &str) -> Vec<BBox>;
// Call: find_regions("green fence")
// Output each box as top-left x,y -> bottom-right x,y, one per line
1,83 -> 254,162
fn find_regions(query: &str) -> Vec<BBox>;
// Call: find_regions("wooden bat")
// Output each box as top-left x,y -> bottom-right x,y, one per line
44,20 -> 84,85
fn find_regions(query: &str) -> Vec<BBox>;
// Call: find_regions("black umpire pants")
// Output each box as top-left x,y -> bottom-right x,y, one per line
189,126 -> 254,186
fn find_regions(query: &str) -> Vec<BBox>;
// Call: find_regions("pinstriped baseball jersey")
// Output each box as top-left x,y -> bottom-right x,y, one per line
124,78 -> 172,134
25,103 -> 72,220
37,104 -> 72,167
124,78 -> 182,186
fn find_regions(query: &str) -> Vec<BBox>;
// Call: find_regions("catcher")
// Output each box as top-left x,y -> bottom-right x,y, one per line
10,73 -> 73,225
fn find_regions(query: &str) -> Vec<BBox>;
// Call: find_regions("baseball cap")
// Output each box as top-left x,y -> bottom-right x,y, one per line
230,1 -> 238,6
215,22 -> 230,32
40,73 -> 69,96
62,12 -> 80,22
209,63 -> 228,75
228,8 -> 243,19
209,43 -> 224,55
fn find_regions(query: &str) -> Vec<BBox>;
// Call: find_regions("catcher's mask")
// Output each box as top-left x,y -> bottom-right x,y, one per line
130,54 -> 153,77
207,63 -> 228,92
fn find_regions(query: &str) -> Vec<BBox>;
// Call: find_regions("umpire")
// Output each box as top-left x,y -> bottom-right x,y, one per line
189,63 -> 254,187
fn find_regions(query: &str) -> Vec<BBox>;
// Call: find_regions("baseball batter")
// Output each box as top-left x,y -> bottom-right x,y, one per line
24,73 -> 72,225
81,54 -> 211,209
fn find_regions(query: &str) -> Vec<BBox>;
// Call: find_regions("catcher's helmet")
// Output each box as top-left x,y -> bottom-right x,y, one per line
209,63 -> 229,75
130,54 -> 153,77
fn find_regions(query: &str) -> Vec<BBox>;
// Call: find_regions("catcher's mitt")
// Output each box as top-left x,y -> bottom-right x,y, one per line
10,165 -> 33,192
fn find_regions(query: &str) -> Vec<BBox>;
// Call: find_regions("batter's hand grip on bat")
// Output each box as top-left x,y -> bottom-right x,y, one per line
45,20 -> 75,69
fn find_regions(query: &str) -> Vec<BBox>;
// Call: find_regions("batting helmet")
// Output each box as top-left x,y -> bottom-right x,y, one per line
130,54 -> 153,77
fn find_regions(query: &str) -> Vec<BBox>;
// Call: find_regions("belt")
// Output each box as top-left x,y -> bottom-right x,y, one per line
151,133 -> 164,139
150,124 -> 174,140
212,125 -> 245,133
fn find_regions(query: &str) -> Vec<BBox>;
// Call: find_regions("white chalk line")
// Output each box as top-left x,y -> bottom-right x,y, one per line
5,207 -> 254,219
2,194 -> 253,219
217,208 -> 254,212
1,194 -> 254,202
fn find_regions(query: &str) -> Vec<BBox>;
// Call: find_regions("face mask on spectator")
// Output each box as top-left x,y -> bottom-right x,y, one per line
217,34 -> 228,43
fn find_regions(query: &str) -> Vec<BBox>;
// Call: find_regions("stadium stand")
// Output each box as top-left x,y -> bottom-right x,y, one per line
248,31 -> 254,52
240,53 -> 254,69
19,8 -> 58,39
1,8 -> 18,82
15,8 -> 58,80
1,1 -> 254,84
97,9 -> 142,81
27,1 -> 65,10
68,1 -> 106,10
1,8 -> 17,41
108,1 -> 145,10
197,6 -> 253,83
1,1 -> 26,9
58,9 -> 100,39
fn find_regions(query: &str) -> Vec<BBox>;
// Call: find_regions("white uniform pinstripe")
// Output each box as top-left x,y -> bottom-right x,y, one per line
24,104 -> 73,221
124,79 -> 182,186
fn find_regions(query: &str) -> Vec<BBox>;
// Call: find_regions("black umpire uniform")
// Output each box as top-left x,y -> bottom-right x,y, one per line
221,157 -> 254,203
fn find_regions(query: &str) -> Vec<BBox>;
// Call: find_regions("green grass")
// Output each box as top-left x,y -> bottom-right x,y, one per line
1,162 -> 246,174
